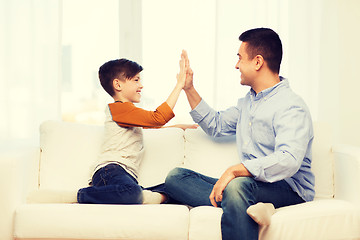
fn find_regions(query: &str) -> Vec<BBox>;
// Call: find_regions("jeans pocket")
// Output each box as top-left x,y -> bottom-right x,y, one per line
92,164 -> 117,186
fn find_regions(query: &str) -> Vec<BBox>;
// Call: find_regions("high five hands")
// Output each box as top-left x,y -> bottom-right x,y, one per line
182,50 -> 194,90
177,50 -> 194,91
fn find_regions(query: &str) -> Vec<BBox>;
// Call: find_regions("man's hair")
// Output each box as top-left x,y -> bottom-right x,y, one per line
239,28 -> 282,74
98,58 -> 143,96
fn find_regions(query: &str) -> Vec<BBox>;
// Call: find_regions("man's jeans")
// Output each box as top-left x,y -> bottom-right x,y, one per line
77,164 -> 165,204
165,167 -> 305,240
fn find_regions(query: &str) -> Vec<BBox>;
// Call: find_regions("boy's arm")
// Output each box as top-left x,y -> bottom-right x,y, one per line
109,102 -> 175,128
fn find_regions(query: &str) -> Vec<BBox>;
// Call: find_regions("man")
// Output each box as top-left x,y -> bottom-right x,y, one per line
165,28 -> 315,240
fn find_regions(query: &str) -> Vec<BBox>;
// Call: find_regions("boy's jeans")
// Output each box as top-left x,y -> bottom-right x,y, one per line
165,167 -> 305,240
77,163 -> 165,204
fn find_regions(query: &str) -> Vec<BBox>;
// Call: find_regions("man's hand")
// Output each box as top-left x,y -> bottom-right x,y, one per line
209,164 -> 252,207
209,170 -> 236,207
183,50 -> 194,90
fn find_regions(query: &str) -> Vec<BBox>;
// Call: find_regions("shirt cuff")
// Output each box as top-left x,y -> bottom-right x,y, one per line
241,160 -> 261,180
189,99 -> 211,123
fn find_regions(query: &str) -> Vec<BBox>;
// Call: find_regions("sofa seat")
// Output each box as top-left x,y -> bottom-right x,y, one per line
14,204 -> 190,240
187,199 -> 360,240
259,199 -> 360,240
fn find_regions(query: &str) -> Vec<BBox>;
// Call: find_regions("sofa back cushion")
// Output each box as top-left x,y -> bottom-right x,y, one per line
183,122 -> 334,199
39,121 -> 185,193
137,128 -> 185,188
183,129 -> 239,178
311,122 -> 334,198
39,121 -> 104,191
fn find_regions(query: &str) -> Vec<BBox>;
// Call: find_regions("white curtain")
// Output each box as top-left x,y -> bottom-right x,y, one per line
0,0 -> 61,145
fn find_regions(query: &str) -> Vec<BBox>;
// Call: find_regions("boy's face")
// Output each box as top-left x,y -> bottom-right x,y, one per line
118,73 -> 143,103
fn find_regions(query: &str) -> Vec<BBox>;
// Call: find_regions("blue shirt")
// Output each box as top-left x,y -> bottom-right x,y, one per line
190,78 -> 315,202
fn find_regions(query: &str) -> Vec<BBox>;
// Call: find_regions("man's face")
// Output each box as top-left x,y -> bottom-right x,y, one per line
235,42 -> 255,87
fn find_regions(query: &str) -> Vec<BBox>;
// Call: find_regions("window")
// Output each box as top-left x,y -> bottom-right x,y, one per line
61,0 -> 119,124
141,0 -> 216,124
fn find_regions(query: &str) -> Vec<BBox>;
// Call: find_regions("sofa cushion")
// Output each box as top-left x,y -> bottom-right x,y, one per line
14,204 -> 190,240
188,206 -> 223,240
188,200 -> 360,240
183,128 -> 239,178
311,122 -> 335,198
259,199 -> 360,240
39,121 -> 104,191
138,128 -> 185,188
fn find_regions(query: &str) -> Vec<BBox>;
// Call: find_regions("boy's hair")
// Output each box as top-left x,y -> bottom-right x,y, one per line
99,58 -> 143,97
239,28 -> 282,74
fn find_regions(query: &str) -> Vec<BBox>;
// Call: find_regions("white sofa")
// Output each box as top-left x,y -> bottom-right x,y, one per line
1,120 -> 360,240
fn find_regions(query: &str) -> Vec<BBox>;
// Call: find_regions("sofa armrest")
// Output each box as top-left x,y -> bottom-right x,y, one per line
0,146 -> 40,240
0,152 -> 23,240
332,144 -> 360,204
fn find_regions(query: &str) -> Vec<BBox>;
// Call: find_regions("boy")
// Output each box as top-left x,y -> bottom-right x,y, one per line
78,50 -> 194,204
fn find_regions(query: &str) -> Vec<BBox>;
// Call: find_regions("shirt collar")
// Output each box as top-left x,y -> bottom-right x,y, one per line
250,76 -> 288,100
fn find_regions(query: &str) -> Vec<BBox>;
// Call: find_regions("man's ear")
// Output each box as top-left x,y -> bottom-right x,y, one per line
113,79 -> 122,91
254,55 -> 264,71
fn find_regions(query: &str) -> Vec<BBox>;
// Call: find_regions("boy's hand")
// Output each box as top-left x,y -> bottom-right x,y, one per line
173,124 -> 199,130
163,124 -> 199,130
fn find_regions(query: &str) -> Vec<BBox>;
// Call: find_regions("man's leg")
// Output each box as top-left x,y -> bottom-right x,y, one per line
220,177 -> 305,240
165,167 -> 218,207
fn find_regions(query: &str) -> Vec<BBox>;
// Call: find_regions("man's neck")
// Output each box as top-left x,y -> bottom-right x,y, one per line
251,73 -> 280,94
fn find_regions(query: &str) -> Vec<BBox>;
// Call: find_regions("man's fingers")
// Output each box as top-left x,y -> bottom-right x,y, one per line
216,194 -> 223,202
183,50 -> 190,67
209,190 -> 217,207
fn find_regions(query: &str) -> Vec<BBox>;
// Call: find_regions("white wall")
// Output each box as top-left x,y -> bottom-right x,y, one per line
318,0 -> 360,147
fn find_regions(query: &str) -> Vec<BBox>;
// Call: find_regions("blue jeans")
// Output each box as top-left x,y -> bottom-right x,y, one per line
165,167 -> 305,240
77,164 -> 166,204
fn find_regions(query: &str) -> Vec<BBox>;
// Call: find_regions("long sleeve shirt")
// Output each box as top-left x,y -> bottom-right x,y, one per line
190,78 -> 315,201
94,102 -> 175,179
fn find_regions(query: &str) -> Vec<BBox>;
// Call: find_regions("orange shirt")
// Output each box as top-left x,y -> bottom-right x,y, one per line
108,101 -> 175,128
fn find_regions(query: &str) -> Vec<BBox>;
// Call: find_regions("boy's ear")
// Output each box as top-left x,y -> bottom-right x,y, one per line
113,79 -> 122,91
